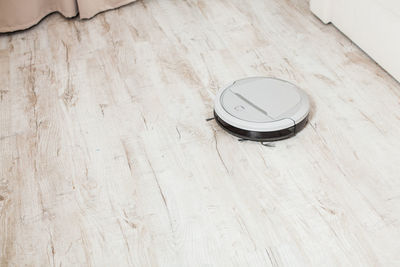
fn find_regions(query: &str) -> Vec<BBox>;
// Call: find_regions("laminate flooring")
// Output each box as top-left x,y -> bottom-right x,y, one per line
1,0 -> 400,266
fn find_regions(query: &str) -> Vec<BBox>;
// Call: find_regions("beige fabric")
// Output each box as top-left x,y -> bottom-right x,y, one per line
0,0 -> 136,33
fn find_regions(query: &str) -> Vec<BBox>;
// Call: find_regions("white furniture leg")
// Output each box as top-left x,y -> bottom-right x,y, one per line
310,0 -> 332,24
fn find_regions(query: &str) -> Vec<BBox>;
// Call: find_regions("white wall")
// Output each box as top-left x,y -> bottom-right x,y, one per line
310,0 -> 400,82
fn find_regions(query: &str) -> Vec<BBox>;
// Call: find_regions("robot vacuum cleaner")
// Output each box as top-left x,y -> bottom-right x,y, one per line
213,77 -> 310,142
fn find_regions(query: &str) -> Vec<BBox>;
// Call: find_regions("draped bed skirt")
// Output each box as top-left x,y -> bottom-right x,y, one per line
0,0 -> 137,33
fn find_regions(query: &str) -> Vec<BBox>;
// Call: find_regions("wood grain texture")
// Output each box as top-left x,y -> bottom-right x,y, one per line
1,0 -> 400,266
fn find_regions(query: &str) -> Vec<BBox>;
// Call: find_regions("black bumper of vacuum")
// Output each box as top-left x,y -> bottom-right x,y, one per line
214,111 -> 308,142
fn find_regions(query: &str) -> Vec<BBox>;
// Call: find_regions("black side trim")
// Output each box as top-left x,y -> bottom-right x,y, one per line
214,111 -> 308,142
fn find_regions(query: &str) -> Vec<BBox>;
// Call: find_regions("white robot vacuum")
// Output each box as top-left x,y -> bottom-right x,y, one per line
213,77 -> 310,142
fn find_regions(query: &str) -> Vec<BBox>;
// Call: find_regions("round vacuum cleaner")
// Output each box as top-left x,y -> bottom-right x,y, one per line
214,77 -> 310,142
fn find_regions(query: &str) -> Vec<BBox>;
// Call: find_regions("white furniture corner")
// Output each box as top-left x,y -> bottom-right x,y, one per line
310,0 -> 400,82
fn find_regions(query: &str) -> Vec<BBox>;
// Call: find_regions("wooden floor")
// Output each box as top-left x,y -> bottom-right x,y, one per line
1,0 -> 400,266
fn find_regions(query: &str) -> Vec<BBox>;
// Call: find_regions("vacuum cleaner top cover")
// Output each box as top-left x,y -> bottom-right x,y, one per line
214,77 -> 310,140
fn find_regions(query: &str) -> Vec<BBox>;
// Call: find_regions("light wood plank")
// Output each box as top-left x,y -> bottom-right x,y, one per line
1,0 -> 400,266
